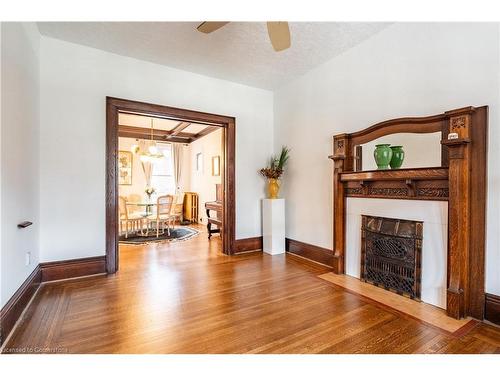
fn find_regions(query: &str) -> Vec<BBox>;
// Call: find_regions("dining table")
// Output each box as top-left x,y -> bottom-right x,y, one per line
126,201 -> 157,236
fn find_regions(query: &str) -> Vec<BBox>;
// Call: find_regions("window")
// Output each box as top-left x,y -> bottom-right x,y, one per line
151,143 -> 175,195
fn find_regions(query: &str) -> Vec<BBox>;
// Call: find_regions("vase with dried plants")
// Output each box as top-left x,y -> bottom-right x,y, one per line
145,186 -> 156,201
259,146 -> 290,199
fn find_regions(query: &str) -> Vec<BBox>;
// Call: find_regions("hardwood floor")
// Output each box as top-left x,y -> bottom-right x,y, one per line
318,273 -> 473,333
2,225 -> 500,354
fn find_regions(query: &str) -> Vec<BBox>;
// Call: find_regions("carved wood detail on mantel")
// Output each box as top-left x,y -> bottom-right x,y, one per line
334,167 -> 450,201
329,106 -> 488,321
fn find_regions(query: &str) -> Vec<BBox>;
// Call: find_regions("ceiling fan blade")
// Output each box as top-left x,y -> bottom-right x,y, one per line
197,22 -> 229,34
266,22 -> 291,51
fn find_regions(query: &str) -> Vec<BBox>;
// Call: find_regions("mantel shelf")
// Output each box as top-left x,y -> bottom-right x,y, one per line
339,167 -> 448,182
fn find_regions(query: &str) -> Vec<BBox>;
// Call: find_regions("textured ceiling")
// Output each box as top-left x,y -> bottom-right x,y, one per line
37,22 -> 390,90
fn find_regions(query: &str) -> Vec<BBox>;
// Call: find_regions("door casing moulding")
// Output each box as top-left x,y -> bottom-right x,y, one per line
106,97 -> 236,273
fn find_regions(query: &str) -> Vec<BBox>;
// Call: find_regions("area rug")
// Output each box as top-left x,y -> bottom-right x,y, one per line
119,226 -> 200,245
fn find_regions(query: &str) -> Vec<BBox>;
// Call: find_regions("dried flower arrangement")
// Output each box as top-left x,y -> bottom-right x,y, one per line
145,186 -> 156,199
259,146 -> 290,179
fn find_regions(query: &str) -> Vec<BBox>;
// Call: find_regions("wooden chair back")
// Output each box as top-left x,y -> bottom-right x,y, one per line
118,196 -> 128,219
156,195 -> 175,218
127,194 -> 142,214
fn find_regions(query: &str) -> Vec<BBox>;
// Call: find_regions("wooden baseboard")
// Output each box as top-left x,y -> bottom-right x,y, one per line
286,238 -> 334,267
1,256 -> 107,346
485,293 -> 500,325
234,236 -> 263,253
0,265 -> 42,346
40,256 -> 106,282
0,256 -> 106,345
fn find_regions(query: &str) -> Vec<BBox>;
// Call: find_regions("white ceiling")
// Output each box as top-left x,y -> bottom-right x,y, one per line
37,22 -> 390,90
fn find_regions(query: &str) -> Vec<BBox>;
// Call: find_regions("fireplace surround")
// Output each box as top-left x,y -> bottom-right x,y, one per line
329,106 -> 488,320
360,215 -> 423,300
346,198 -> 448,308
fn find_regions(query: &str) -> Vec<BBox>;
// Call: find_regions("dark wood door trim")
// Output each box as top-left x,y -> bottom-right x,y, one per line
106,97 -> 236,273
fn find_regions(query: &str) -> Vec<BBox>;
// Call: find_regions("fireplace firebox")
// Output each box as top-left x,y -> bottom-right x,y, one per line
360,215 -> 423,300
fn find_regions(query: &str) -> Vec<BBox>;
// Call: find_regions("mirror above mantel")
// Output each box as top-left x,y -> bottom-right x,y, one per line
354,131 -> 443,171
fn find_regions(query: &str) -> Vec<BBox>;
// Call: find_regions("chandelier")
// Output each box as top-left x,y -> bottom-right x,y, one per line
130,118 -> 166,162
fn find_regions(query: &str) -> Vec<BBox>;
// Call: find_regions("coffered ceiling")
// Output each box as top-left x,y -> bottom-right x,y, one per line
118,112 -> 218,143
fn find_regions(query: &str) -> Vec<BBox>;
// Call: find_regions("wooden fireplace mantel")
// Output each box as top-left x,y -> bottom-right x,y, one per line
335,167 -> 450,201
337,167 -> 449,182
329,106 -> 488,320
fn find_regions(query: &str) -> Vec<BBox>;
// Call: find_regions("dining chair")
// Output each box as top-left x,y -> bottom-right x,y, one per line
127,193 -> 142,215
118,196 -> 143,238
171,194 -> 183,227
150,194 -> 175,237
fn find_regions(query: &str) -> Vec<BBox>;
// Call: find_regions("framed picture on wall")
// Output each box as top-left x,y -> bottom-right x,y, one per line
196,152 -> 203,172
118,151 -> 132,185
212,155 -> 220,176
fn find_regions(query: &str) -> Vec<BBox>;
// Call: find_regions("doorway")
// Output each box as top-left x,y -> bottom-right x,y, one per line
106,97 -> 235,273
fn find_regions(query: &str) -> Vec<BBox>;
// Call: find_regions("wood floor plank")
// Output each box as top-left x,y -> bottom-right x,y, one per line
2,224 -> 499,354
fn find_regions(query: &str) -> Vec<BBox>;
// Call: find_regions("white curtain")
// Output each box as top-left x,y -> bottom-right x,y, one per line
172,143 -> 183,193
139,140 -> 153,187
141,160 -> 153,187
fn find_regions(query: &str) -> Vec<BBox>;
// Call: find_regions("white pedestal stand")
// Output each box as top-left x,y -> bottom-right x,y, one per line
262,199 -> 285,255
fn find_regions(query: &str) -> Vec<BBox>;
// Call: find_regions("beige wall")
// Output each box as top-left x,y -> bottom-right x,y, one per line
118,137 -> 148,201
187,128 -> 223,222
119,131 -> 222,221
118,136 -> 192,207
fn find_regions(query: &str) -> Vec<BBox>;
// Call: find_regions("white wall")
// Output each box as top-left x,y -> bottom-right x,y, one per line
39,36 -> 273,262
187,128 -> 223,222
274,23 -> 500,295
1,23 -> 40,307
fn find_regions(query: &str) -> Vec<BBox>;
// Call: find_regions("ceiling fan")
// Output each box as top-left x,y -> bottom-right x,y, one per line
196,22 -> 291,52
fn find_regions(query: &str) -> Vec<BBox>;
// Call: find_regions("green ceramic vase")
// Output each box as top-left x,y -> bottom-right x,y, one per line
373,144 -> 393,170
390,146 -> 405,169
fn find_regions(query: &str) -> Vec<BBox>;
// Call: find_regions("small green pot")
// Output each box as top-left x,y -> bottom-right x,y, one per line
390,146 -> 405,169
373,144 -> 393,170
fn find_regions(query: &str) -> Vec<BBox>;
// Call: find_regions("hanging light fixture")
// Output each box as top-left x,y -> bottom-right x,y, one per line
130,118 -> 164,162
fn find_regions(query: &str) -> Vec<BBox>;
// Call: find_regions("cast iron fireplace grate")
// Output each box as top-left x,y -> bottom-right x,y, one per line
360,215 -> 423,300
